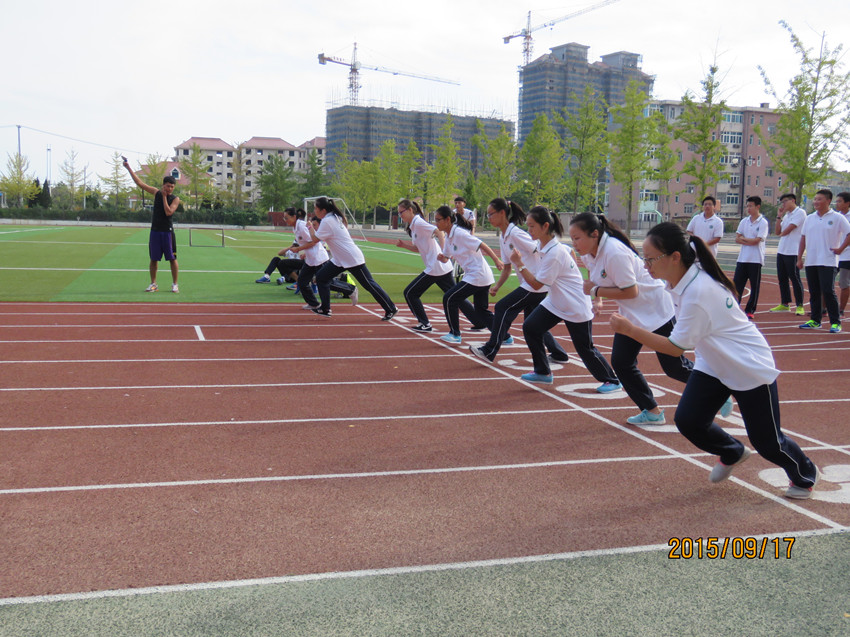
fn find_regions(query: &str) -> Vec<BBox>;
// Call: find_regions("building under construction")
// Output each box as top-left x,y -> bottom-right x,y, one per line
325,104 -> 514,174
518,43 -> 654,144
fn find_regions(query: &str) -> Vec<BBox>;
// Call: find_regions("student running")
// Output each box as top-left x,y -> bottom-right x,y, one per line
505,206 -> 619,388
435,205 -> 503,344
468,198 -> 569,363
310,197 -> 394,319
610,222 -> 819,499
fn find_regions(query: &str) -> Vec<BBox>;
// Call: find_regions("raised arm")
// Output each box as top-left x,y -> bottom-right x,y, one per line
122,158 -> 158,196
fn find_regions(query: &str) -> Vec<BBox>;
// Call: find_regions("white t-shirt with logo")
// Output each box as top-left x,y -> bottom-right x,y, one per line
295,218 -> 329,267
735,214 -> 769,265
409,215 -> 452,277
499,223 -> 540,292
687,212 -> 724,256
445,225 -> 494,286
777,207 -> 807,256
315,213 -> 365,269
801,210 -> 850,267
536,240 -> 593,323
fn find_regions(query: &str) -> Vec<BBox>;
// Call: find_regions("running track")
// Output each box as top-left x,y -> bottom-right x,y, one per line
1,293 -> 848,602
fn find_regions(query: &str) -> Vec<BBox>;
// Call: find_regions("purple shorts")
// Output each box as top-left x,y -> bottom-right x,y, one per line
149,231 -> 176,261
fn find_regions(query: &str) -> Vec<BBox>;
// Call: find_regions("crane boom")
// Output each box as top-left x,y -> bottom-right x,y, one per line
318,42 -> 459,106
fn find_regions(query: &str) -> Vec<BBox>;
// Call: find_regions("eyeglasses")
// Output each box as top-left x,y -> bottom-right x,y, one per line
643,253 -> 668,267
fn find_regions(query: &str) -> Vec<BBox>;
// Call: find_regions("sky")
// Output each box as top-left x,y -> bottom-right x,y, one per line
2,0 -> 849,186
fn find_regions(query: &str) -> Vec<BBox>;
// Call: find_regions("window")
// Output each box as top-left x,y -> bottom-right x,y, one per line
257,149 -> 263,155
764,187 -> 774,199
684,204 -> 694,214
227,151 -> 233,158
207,155 -> 213,162
757,156 -> 762,166
245,180 -> 251,187
759,115 -> 764,125
171,168 -> 179,179
258,160 -> 263,166
765,168 -> 773,177
726,193 -> 739,205
246,170 -> 251,175
747,175 -> 751,185
748,134 -> 754,145
675,195 -> 679,203
640,189 -> 659,202
686,185 -> 695,194
227,172 -> 232,179
722,111 -> 743,123
183,149 -> 189,155
778,177 -> 783,187
731,174 -> 740,185
767,124 -> 777,135
677,151 -> 683,162
721,131 -> 743,145
216,151 -> 223,157
720,153 -> 741,165
246,160 -> 252,166
750,114 -> 755,125
755,176 -> 760,186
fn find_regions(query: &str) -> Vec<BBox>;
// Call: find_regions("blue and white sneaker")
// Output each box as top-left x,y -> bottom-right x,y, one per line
596,382 -> 622,394
286,283 -> 297,291
255,275 -> 271,283
276,276 -> 286,285
520,372 -> 553,385
626,409 -> 666,425
720,396 -> 734,417
440,333 -> 462,345
502,335 -> 514,345
829,323 -> 842,333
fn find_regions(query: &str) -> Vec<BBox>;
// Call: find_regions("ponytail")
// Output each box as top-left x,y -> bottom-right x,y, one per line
645,222 -> 736,296
570,212 -> 638,255
489,198 -> 527,227
315,197 -> 343,219
528,205 -> 563,237
399,198 -> 424,237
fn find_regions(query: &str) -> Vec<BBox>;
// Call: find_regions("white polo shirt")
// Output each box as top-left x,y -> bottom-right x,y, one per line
735,214 -> 769,265
409,215 -> 452,277
581,232 -> 674,332
445,225 -> 494,287
537,240 -> 593,323
801,210 -> 850,267
840,212 -> 850,263
668,264 -> 779,391
499,223 -> 541,292
687,212 -> 724,256
314,213 -> 365,269
295,218 -> 328,267
777,206 -> 807,256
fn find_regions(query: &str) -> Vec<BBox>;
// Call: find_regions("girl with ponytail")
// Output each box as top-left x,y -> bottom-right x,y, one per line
569,212 -> 695,423
310,197 -> 397,320
506,206 -> 619,386
469,198 -> 569,363
610,222 -> 819,499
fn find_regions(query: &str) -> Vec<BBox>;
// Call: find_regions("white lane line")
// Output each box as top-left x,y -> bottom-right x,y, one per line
194,326 -> 205,341
0,454 -> 682,495
1,527 -> 845,607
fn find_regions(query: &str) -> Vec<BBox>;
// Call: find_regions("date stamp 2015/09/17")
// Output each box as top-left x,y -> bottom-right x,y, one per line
667,536 -> 795,559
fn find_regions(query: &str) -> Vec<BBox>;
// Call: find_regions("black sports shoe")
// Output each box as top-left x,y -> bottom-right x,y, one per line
381,308 -> 398,321
412,323 -> 432,332
311,307 -> 332,317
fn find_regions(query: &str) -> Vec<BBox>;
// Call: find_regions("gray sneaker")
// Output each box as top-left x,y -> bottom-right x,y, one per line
709,447 -> 752,483
785,466 -> 820,500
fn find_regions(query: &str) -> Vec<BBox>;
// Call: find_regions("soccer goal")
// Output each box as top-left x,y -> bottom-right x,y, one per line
303,196 -> 367,242
188,226 -> 226,247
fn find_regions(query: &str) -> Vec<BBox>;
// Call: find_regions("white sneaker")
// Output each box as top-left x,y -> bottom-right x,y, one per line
145,283 -> 158,292
709,447 -> 752,483
171,284 -> 179,293
350,287 -> 359,306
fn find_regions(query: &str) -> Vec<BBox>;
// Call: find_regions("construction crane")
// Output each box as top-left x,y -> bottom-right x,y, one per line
503,0 -> 623,67
318,42 -> 460,106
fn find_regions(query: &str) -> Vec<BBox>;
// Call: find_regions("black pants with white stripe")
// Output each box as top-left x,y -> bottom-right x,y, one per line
522,305 -> 618,382
403,271 -> 470,327
676,371 -> 816,488
804,265 -> 839,325
315,262 -> 395,314
442,281 -> 492,336
481,287 -> 567,360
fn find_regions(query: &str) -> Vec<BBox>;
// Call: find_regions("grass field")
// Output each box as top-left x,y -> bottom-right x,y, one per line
0,224 -> 518,304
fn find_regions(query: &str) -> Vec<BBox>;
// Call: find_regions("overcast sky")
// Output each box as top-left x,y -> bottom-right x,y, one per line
2,0 -> 848,185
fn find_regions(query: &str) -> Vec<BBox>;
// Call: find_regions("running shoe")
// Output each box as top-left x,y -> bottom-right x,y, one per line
311,307 -> 332,317
302,304 -> 318,310
799,320 -> 821,329
381,308 -> 398,321
469,345 -> 494,362
596,382 -> 622,394
709,447 -> 752,483
745,312 -> 755,320
520,372 -> 553,385
411,323 -> 433,332
469,325 -> 488,332
440,333 -> 462,345
171,284 -> 179,293
548,354 -> 570,364
795,306 -> 806,315
145,283 -> 158,292
830,323 -> 842,333
350,287 -> 359,306
720,396 -> 734,417
276,277 -> 286,285
256,275 -> 271,283
286,283 -> 297,291
785,466 -> 819,500
502,335 -> 514,345
769,304 -> 789,312
626,409 -> 665,425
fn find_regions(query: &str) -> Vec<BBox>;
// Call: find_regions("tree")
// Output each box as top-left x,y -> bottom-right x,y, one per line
558,85 -> 609,214
179,143 -> 212,209
518,113 -> 564,208
223,144 -> 246,209
676,64 -> 727,204
298,149 -> 327,200
374,139 -> 401,210
256,153 -> 299,211
0,153 -> 40,206
649,112 -> 679,219
137,154 -> 169,209
425,115 -> 463,210
757,22 -> 850,198
609,80 -> 655,231
472,122 -> 517,201
99,152 -> 131,209
397,139 -> 423,201
36,179 -> 52,208
58,149 -> 84,207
